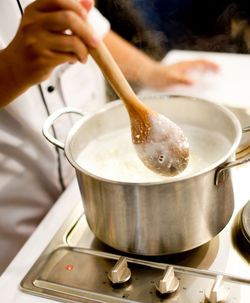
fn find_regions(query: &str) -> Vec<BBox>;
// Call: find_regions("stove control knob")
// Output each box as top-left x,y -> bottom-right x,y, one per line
205,275 -> 229,303
108,257 -> 131,284
155,266 -> 179,295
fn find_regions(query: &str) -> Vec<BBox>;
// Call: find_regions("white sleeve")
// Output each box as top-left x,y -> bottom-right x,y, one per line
88,7 -> 111,39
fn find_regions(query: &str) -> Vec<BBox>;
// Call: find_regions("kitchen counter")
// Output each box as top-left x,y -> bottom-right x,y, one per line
0,50 -> 249,302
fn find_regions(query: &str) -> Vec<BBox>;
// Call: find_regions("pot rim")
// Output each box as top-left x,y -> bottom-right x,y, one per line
65,94 -> 242,185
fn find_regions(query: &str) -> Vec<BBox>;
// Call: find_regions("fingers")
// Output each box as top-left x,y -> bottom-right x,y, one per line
46,51 -> 79,67
194,59 -> 220,70
40,10 -> 99,47
34,0 -> 95,20
34,0 -> 86,18
167,59 -> 220,86
46,31 -> 89,63
181,59 -> 220,71
6,0 -> 98,88
174,76 -> 193,85
32,0 -> 99,48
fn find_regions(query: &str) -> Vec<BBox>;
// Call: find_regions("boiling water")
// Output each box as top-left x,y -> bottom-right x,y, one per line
76,125 -> 231,182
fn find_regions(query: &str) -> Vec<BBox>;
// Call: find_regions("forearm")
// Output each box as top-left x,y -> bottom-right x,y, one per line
103,30 -> 159,86
0,49 -> 30,108
103,30 -> 219,90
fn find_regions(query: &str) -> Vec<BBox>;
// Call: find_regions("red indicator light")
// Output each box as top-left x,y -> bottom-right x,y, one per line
66,265 -> 73,271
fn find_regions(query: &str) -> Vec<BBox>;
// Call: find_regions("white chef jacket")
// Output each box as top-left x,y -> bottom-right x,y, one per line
0,0 -> 110,274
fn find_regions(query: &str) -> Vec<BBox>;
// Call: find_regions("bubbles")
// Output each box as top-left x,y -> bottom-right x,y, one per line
133,112 -> 189,176
76,125 -> 231,183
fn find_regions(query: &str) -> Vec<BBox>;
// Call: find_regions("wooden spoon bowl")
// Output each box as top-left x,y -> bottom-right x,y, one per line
89,42 -> 189,176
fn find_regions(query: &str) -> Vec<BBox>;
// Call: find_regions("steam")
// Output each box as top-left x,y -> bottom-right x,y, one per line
96,1 -> 250,55
96,0 -> 250,102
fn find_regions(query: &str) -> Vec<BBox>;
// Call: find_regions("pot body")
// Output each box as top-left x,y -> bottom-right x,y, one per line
76,167 -> 234,255
64,95 -> 242,255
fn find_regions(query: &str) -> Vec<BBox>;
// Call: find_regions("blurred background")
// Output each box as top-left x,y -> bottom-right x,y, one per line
95,0 -> 250,100
96,0 -> 250,57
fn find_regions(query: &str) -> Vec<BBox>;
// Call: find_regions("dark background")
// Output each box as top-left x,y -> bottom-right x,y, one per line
96,0 -> 250,59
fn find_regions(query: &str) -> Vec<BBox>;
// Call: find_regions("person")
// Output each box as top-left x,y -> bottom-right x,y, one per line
0,0 -> 218,274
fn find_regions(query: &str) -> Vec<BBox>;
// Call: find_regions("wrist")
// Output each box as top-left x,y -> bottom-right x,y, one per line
139,59 -> 162,88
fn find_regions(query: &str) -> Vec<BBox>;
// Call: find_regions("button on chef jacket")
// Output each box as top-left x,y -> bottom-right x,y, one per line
0,0 -> 110,274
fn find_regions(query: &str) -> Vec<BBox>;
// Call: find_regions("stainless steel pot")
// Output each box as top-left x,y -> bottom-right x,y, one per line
43,95 -> 250,255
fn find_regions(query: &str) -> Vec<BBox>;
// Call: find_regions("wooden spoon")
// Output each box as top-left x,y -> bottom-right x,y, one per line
89,42 -> 189,176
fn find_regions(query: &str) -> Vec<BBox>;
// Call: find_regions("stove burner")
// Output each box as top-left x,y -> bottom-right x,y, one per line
231,200 -> 250,263
240,200 -> 250,244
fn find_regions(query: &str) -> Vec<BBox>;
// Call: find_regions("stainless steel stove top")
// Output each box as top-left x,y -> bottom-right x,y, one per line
20,193 -> 250,303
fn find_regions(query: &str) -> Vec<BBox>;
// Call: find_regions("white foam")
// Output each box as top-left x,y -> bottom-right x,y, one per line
76,125 -> 231,183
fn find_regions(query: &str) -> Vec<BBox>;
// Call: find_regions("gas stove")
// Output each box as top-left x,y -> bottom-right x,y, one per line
20,170 -> 250,303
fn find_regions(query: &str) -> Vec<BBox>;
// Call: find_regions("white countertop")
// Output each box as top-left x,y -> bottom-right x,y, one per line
0,50 -> 249,302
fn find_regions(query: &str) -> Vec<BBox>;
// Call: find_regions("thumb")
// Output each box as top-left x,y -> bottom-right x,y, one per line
175,76 -> 193,85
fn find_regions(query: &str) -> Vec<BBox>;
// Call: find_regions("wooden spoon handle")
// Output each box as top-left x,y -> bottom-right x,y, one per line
89,41 -> 145,112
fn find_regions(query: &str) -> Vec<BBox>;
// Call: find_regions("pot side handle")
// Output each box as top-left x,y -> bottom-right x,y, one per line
215,126 -> 250,186
42,107 -> 85,150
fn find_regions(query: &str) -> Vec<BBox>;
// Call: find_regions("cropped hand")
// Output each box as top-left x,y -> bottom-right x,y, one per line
144,59 -> 219,89
1,0 -> 98,89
